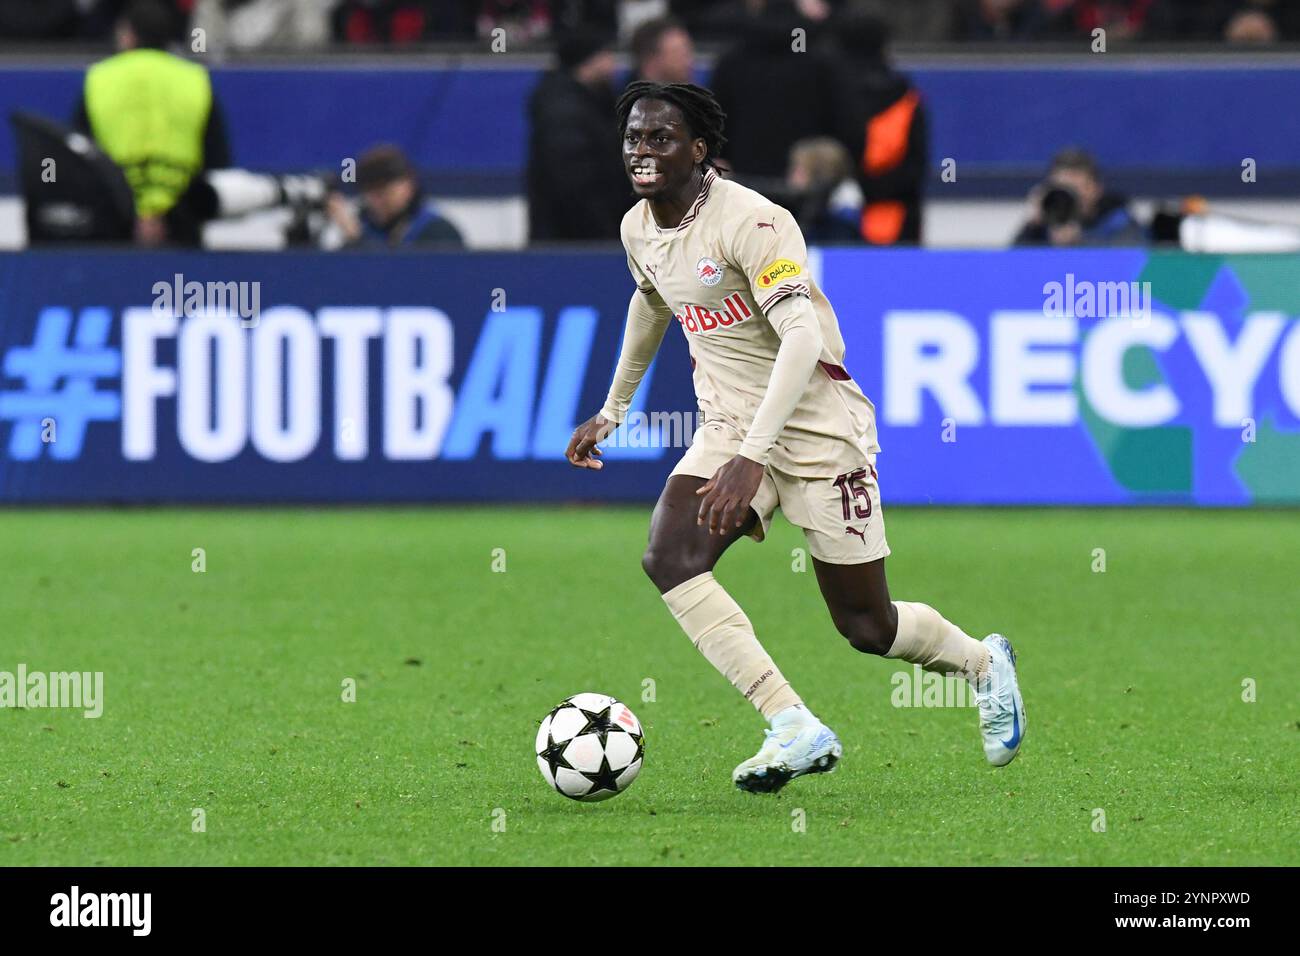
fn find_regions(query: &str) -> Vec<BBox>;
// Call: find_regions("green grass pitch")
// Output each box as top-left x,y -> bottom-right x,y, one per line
2,506 -> 1296,866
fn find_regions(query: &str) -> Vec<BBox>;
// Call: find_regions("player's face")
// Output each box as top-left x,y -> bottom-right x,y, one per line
623,99 -> 704,199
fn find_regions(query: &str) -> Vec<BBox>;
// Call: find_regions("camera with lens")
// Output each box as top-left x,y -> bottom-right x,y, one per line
1039,184 -> 1081,227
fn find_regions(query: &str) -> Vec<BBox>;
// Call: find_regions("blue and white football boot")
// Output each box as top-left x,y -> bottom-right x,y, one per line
732,706 -> 842,794
976,633 -> 1026,766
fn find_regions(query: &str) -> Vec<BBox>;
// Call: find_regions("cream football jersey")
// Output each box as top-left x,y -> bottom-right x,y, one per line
620,166 -> 879,478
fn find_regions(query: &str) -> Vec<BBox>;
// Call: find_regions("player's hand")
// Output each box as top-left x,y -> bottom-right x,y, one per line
134,216 -> 167,247
696,454 -> 764,534
566,414 -> 616,470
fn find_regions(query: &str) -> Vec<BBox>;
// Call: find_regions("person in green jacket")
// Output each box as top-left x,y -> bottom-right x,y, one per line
72,0 -> 231,245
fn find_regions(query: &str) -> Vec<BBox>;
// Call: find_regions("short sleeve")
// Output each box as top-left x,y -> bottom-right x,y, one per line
730,205 -> 811,315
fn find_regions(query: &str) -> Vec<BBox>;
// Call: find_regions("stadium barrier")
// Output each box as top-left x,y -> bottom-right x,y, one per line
0,248 -> 1297,504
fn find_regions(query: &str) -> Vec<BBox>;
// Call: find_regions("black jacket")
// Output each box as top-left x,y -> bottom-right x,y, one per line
839,66 -> 927,244
526,71 -> 630,242
710,17 -> 845,180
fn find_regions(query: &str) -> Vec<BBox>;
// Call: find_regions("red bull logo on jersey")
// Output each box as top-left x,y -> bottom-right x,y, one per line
696,257 -> 724,287
675,293 -> 752,334
756,258 -> 801,289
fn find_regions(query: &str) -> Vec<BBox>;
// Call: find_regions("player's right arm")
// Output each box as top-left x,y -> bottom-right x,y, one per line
566,256 -> 674,469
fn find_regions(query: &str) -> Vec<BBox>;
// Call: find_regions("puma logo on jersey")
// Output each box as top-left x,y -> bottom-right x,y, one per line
844,526 -> 868,545
756,218 -> 777,232
675,293 -> 752,334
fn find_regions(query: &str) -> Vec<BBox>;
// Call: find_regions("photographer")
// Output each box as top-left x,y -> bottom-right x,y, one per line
1013,147 -> 1144,246
323,145 -> 463,248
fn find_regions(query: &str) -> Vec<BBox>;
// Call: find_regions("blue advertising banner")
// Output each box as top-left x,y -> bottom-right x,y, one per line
822,249 -> 1300,505
1,249 -> 1297,504
0,251 -> 693,502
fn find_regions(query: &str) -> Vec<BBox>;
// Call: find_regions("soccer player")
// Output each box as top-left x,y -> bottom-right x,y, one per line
565,83 -> 1025,793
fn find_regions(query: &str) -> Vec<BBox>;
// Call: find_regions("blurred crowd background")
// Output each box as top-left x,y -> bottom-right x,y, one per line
3,0 -> 1300,47
2,0 -> 1299,253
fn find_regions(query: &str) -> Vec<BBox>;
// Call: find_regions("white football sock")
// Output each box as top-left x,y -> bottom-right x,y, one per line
886,601 -> 990,683
661,572 -> 803,719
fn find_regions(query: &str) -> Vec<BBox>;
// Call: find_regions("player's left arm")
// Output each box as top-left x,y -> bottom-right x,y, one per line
697,207 -> 825,533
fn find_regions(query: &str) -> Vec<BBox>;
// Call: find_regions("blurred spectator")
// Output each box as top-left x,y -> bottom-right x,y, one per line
473,0 -> 618,45
72,0 -> 231,245
1224,6 -> 1278,42
75,1 -> 134,41
323,144 -> 463,247
629,16 -> 694,84
1263,0 -> 1300,40
333,0 -> 438,44
786,138 -> 862,242
526,28 -> 628,240
554,0 -> 618,33
710,0 -> 846,181
620,0 -> 671,39
1145,0 -> 1300,41
671,0 -> 842,41
1050,0 -> 1156,40
847,0 -> 956,43
0,1 -> 82,40
191,0 -> 333,52
476,0 -> 551,45
1143,0 -> 1231,39
1014,147 -> 1144,246
836,14 -> 927,244
475,0 -> 621,45
666,0 -> 732,40
954,0 -> 1051,39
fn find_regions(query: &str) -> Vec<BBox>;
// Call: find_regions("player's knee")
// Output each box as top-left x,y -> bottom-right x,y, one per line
836,608 -> 897,656
641,546 -> 707,593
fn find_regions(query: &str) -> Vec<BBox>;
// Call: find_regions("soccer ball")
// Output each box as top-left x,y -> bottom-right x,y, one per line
535,693 -> 644,801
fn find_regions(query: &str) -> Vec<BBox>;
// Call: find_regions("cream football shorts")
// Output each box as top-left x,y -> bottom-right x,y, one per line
670,419 -> 890,566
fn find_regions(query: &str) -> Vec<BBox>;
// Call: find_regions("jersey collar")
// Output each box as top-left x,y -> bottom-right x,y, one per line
653,166 -> 717,235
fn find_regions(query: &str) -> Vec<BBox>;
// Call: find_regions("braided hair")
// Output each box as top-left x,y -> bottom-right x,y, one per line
616,82 -> 728,170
